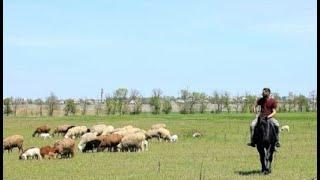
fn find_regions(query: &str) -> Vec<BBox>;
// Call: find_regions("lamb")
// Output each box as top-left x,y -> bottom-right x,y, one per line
78,132 -> 98,152
97,134 -> 123,152
192,132 -> 202,138
281,125 -> 290,132
52,125 -> 75,137
64,126 -> 90,139
3,135 -> 24,153
151,123 -> 166,129
170,134 -> 178,142
19,147 -> 42,160
39,133 -> 52,139
32,125 -> 51,137
118,132 -> 146,152
54,138 -> 76,158
40,145 -> 56,159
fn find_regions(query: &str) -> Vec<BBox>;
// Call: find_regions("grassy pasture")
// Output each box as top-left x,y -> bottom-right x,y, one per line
3,113 -> 317,180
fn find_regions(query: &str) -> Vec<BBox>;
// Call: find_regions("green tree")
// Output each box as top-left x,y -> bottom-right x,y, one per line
3,98 -> 12,116
64,99 -> 76,116
150,88 -> 162,114
162,97 -> 172,114
114,88 -> 128,114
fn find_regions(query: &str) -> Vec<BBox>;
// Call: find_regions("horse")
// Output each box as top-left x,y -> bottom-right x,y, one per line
253,116 -> 277,174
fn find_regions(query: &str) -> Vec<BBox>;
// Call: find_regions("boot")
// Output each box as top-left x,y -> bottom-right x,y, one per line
274,126 -> 280,148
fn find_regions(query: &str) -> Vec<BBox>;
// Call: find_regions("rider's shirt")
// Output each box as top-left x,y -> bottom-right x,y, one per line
257,97 -> 277,118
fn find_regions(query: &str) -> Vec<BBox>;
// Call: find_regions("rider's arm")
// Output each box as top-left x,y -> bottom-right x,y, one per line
267,108 -> 276,119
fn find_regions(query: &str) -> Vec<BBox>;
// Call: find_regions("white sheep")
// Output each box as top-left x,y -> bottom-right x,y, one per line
281,125 -> 290,132
90,124 -> 109,136
19,147 -> 42,160
170,134 -> 178,142
64,126 -> 89,139
39,133 -> 52,139
151,123 -> 166,129
100,125 -> 115,136
118,132 -> 146,152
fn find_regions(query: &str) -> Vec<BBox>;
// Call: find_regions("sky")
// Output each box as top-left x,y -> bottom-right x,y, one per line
3,0 -> 317,99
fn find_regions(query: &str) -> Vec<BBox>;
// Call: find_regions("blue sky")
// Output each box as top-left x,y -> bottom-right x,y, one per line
4,0 -> 317,99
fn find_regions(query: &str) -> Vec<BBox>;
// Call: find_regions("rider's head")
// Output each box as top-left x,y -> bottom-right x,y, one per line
262,88 -> 271,98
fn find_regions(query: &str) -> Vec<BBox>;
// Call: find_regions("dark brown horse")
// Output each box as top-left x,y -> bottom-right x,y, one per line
253,116 -> 277,174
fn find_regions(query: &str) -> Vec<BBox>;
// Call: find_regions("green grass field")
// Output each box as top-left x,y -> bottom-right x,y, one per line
3,113 -> 317,180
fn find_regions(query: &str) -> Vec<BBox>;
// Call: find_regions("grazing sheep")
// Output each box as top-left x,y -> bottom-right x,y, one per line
52,125 -> 75,137
3,135 -> 24,153
60,147 -> 74,158
157,128 -> 171,142
32,125 -> 51,137
151,123 -> 166,129
90,124 -> 108,136
118,132 -> 146,152
82,139 -> 101,153
78,132 -> 98,152
281,125 -> 290,132
100,125 -> 115,136
192,132 -> 202,138
64,126 -> 90,139
54,138 -> 76,158
39,133 -> 52,139
145,129 -> 160,141
19,147 -> 42,160
40,145 -> 56,159
97,134 -> 123,152
170,134 -> 178,142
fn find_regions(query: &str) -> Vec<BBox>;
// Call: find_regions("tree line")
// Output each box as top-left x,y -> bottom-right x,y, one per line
3,89 -> 317,116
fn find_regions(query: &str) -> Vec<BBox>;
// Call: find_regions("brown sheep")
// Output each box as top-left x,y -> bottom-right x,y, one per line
53,138 -> 75,158
97,134 -> 123,152
52,125 -> 75,137
3,135 -> 24,153
40,145 -> 57,159
32,125 -> 51,137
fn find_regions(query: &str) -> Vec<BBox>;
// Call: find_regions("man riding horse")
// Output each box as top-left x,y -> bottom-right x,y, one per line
247,88 -> 281,150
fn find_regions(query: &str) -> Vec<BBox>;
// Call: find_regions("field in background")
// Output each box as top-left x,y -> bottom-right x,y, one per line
3,113 -> 317,180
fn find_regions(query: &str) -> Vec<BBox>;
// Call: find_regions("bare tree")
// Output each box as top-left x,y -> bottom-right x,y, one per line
46,92 -> 59,116
80,99 -> 89,115
221,91 -> 231,113
34,98 -> 44,116
233,93 -> 242,113
129,89 -> 143,114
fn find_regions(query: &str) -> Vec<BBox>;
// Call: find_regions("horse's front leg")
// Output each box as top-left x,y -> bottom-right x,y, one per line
257,146 -> 267,173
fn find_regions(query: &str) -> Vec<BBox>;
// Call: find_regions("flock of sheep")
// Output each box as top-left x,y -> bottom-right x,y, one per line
4,123 -> 202,160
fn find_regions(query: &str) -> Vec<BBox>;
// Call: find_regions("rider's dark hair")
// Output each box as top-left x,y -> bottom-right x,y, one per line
263,88 -> 271,93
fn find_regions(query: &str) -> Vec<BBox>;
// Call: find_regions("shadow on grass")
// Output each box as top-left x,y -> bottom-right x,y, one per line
235,170 -> 262,176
